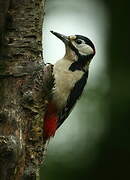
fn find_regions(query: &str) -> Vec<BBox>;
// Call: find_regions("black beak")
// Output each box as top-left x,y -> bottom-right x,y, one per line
50,31 -> 69,45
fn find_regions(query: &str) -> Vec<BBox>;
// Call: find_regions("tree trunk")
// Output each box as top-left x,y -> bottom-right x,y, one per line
0,0 -> 51,179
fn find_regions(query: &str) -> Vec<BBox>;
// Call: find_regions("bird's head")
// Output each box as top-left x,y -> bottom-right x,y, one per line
51,31 -> 96,70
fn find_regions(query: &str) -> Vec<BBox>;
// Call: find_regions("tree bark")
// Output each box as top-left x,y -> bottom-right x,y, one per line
0,0 -> 51,179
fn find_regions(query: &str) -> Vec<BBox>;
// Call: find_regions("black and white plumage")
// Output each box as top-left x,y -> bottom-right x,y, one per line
43,31 -> 96,139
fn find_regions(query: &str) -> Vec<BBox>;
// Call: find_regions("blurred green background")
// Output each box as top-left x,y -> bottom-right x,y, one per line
41,0 -> 130,179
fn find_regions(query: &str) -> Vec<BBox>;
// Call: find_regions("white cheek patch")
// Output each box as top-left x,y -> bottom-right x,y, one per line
71,41 -> 94,56
79,45 -> 94,55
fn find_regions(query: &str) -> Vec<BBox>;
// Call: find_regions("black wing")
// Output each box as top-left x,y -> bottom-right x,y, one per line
57,71 -> 88,128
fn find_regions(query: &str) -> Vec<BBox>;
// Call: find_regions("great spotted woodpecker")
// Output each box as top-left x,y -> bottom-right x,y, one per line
43,31 -> 96,140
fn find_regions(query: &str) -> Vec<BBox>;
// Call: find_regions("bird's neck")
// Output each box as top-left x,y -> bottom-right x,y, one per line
64,47 -> 78,62
64,47 -> 91,72
68,54 -> 90,72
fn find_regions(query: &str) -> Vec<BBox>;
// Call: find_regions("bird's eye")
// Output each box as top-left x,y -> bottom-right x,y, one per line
75,39 -> 82,44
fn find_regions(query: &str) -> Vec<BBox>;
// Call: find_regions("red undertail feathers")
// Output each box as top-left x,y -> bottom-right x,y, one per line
43,102 -> 58,139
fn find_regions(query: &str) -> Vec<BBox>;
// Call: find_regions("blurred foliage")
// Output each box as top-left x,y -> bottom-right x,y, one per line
41,0 -> 130,179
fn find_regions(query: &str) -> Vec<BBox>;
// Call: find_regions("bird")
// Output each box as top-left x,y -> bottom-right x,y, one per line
43,31 -> 96,140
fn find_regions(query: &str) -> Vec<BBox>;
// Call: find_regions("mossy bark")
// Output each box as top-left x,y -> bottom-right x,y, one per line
0,0 -> 51,179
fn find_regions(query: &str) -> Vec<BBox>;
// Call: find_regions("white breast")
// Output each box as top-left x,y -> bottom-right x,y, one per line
53,58 -> 84,109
